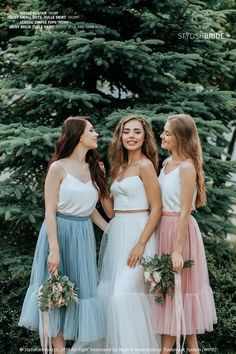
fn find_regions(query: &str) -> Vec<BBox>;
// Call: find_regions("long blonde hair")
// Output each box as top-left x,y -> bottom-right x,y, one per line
167,114 -> 206,208
109,114 -> 158,180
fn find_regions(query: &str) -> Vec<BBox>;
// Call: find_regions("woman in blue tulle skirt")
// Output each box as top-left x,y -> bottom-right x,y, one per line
19,116 -> 108,352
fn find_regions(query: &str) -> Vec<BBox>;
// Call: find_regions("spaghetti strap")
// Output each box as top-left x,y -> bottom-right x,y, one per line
57,160 -> 68,173
162,157 -> 170,168
137,158 -> 143,176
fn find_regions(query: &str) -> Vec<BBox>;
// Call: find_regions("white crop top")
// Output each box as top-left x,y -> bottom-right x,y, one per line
158,160 -> 197,212
110,176 -> 149,211
57,163 -> 98,217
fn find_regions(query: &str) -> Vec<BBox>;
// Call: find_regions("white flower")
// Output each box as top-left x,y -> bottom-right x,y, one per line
56,284 -> 63,292
151,281 -> 156,288
149,281 -> 156,293
153,271 -> 161,284
144,271 -> 152,282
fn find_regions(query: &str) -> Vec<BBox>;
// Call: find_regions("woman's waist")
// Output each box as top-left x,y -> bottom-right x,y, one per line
113,199 -> 149,211
162,211 -> 180,217
57,204 -> 94,217
114,210 -> 149,218
162,201 -> 196,213
57,194 -> 97,215
161,211 -> 196,217
56,212 -> 90,221
115,208 -> 149,213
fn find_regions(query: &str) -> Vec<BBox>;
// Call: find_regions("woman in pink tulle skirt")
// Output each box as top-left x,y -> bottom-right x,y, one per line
156,114 -> 217,354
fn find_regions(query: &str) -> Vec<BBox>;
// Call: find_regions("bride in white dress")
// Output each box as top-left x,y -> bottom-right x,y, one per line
98,114 -> 162,354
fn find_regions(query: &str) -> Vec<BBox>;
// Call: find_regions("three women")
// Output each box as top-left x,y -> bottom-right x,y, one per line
19,113 -> 216,353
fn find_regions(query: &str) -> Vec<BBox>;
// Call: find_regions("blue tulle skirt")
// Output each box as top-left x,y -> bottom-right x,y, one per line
18,212 -> 105,343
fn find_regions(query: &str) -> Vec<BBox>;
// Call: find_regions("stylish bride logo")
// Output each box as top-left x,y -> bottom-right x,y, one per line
178,11 -> 224,40
191,12 -> 211,32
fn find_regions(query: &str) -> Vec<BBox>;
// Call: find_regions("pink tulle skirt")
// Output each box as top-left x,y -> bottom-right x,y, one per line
156,212 -> 217,336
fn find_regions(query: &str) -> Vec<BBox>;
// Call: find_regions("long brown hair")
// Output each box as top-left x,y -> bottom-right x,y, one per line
49,116 -> 108,198
167,114 -> 206,208
109,114 -> 158,180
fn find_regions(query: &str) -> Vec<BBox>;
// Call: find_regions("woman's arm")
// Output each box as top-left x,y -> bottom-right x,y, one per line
98,161 -> 115,219
171,161 -> 196,272
100,194 -> 115,219
127,160 -> 162,268
44,162 -> 64,275
91,208 -> 108,232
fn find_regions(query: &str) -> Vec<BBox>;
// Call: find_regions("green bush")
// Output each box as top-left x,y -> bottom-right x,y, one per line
0,247 -> 40,353
198,242 -> 236,354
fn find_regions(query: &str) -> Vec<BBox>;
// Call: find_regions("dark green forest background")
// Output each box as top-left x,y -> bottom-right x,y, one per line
0,0 -> 236,353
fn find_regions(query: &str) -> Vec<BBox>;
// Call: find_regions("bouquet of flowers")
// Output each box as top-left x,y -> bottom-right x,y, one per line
37,274 -> 79,312
141,253 -> 194,304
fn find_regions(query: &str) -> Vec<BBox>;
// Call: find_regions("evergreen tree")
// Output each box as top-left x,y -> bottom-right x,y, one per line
1,0 -> 235,245
0,1 -> 236,352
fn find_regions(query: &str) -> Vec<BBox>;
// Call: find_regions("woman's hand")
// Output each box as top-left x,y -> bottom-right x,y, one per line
48,248 -> 60,276
127,242 -> 145,268
91,208 -> 109,232
171,250 -> 184,272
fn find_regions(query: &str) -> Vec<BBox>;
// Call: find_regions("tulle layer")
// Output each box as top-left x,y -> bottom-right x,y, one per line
156,213 -> 217,335
18,213 -> 105,342
98,213 -> 161,353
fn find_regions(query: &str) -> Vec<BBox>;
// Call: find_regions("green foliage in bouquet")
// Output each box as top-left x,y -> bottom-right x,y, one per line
141,253 -> 194,304
38,275 -> 78,312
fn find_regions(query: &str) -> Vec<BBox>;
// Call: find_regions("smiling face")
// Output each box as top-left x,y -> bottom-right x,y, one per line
160,122 -> 178,152
122,119 -> 145,151
80,120 -> 99,149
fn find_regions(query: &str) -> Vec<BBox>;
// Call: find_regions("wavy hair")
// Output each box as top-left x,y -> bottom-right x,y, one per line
48,116 -> 108,198
167,114 -> 206,208
109,114 -> 158,180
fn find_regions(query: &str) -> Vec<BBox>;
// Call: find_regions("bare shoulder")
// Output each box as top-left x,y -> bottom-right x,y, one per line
139,157 -> 155,171
162,157 -> 170,167
139,158 -> 160,199
139,158 -> 157,179
49,160 -> 62,171
47,160 -> 64,179
179,160 -> 196,177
